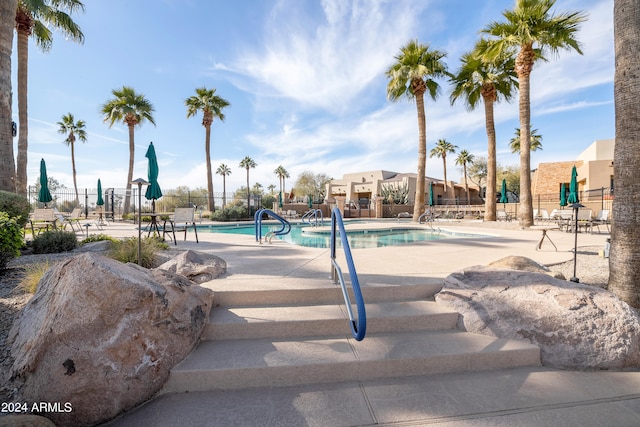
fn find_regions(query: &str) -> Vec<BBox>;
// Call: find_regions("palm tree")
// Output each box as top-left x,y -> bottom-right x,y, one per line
101,86 -> 155,215
274,165 -> 289,200
267,184 -> 276,194
57,113 -> 86,205
185,87 -> 230,212
239,156 -> 257,217
509,127 -> 543,153
0,0 -> 17,192
481,0 -> 587,227
455,150 -> 475,205
430,139 -> 458,196
386,39 -> 449,222
216,163 -> 231,210
450,38 -> 517,221
14,0 -> 85,196
609,0 -> 640,308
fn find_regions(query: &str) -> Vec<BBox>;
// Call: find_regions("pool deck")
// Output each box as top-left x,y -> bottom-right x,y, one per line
93,218 -> 640,427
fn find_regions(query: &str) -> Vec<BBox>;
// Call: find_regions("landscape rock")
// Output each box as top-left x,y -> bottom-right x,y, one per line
72,240 -> 112,253
7,252 -> 214,427
488,255 -> 565,279
157,250 -> 226,284
435,265 -> 640,370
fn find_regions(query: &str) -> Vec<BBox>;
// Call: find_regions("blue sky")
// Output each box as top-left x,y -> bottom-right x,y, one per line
11,0 -> 614,195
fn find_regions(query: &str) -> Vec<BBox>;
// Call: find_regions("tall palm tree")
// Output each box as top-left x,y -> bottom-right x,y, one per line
185,87 -> 230,212
481,0 -> 587,227
57,113 -> 86,205
15,0 -> 85,196
267,184 -> 276,194
455,150 -> 475,205
609,0 -> 640,308
0,0 -> 17,192
509,127 -> 543,153
450,38 -> 517,221
216,163 -> 231,210
274,165 -> 289,200
430,139 -> 458,196
239,156 -> 257,217
101,86 -> 155,215
386,40 -> 449,222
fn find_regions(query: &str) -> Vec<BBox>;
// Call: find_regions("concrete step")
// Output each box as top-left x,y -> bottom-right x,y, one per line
204,300 -> 459,340
161,330 -> 541,394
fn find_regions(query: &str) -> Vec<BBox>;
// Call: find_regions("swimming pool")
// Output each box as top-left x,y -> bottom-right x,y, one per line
198,222 -> 484,249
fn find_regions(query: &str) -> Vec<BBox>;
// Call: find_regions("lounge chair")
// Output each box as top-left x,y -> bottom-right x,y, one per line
163,207 -> 199,245
27,208 -> 58,236
592,209 -> 610,233
57,207 -> 83,232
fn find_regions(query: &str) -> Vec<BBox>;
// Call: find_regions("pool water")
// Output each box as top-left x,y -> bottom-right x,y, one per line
199,223 -> 481,249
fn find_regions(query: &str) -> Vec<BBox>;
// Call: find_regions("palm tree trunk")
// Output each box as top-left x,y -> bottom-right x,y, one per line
71,141 -> 79,204
484,96 -> 497,221
413,92 -> 427,221
205,124 -> 214,212
15,26 -> 29,196
246,169 -> 250,217
222,175 -> 226,210
123,124 -> 135,215
442,157 -> 447,198
0,0 -> 17,192
609,0 -> 640,308
517,72 -> 533,227
464,164 -> 470,205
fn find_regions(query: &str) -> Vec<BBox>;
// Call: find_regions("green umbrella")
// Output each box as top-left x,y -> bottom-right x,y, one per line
499,179 -> 508,204
37,158 -> 53,205
428,182 -> 434,206
96,179 -> 104,206
144,142 -> 162,206
559,183 -> 567,207
278,192 -> 283,208
568,165 -> 579,204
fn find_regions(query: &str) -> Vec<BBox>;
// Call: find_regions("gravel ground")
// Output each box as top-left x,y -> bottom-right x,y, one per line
0,241 -> 611,403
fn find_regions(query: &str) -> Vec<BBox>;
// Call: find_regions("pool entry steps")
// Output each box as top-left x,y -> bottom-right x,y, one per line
161,281 -> 541,394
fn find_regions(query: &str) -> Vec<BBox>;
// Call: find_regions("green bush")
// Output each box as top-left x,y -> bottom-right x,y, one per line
109,236 -> 168,268
0,212 -> 24,271
32,230 -> 78,254
211,206 -> 248,221
80,233 -> 116,246
0,190 -> 31,228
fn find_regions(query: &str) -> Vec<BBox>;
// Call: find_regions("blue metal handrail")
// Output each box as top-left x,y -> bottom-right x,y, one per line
330,207 -> 366,341
255,209 -> 291,243
302,209 -> 324,227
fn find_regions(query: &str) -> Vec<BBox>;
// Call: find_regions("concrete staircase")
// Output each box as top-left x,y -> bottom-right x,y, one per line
161,279 -> 540,394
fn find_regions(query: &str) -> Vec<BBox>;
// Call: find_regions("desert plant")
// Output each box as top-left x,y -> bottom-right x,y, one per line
79,233 -> 116,245
0,212 -> 24,271
109,236 -> 168,268
19,261 -> 50,294
32,230 -> 77,254
380,182 -> 410,204
0,190 -> 31,228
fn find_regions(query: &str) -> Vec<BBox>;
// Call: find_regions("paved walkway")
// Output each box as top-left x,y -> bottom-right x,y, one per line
93,218 -> 640,427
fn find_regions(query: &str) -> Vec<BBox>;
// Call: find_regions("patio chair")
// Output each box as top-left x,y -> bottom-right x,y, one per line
592,209 -> 610,233
497,210 -> 510,221
537,209 -> 552,225
576,209 -> 594,233
27,208 -> 58,236
57,207 -> 83,232
163,207 -> 199,245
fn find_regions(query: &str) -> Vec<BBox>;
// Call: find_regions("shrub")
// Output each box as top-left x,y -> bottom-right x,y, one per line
80,233 -> 116,245
32,230 -> 77,254
19,261 -> 50,294
0,190 -> 31,228
211,206 -> 248,221
109,236 -> 168,268
0,212 -> 24,271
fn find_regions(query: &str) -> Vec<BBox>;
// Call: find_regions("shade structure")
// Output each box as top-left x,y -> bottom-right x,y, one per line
96,179 -> 104,206
499,179 -> 508,204
568,165 -> 579,204
144,142 -> 162,203
37,158 -> 53,204
560,183 -> 567,207
428,182 -> 434,206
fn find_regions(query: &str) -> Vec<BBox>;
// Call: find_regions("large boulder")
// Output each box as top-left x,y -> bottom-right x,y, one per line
436,265 -> 640,370
157,250 -> 226,284
488,255 -> 565,279
8,252 -> 214,427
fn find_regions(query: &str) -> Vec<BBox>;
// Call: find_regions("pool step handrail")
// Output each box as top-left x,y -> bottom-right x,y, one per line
418,209 -> 433,224
254,209 -> 291,243
302,209 -> 324,227
330,207 -> 366,341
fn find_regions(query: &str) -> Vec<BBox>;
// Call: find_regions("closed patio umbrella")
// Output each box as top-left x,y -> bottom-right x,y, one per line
144,142 -> 162,211
96,179 -> 104,207
560,183 -> 567,207
38,158 -> 53,206
428,182 -> 434,207
568,165 -> 579,204
278,192 -> 283,208
499,179 -> 508,204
